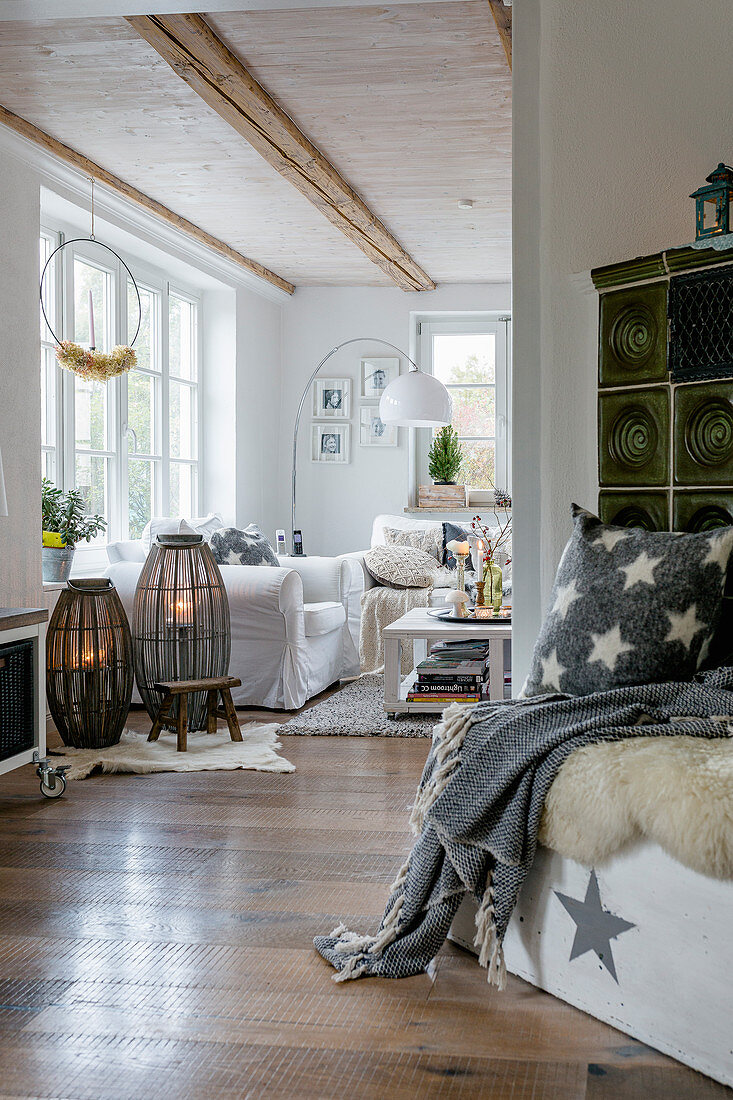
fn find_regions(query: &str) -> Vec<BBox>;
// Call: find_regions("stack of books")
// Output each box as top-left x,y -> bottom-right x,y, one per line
406,639 -> 490,703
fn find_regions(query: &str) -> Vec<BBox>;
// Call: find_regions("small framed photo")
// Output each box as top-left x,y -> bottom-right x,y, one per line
360,406 -> 397,447
312,377 -> 350,418
361,357 -> 399,399
312,423 -> 351,463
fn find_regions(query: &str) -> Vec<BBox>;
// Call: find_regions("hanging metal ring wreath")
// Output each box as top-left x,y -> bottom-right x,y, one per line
39,181 -> 142,383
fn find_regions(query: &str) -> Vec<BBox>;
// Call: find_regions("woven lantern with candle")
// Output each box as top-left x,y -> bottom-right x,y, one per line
46,578 -> 133,749
132,533 -> 230,732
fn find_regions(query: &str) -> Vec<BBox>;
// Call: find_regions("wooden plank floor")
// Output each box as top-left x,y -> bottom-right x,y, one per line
0,707 -> 726,1099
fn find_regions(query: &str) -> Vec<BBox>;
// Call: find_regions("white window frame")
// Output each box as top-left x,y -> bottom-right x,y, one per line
40,220 -> 203,559
414,314 -> 511,503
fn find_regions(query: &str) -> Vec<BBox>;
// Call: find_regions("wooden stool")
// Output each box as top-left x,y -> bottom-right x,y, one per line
148,676 -> 243,752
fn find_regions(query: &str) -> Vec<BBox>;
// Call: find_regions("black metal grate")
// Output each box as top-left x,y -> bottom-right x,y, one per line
669,266 -> 733,382
0,640 -> 35,763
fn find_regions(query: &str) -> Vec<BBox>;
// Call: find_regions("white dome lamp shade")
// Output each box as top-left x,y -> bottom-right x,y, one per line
379,369 -> 452,427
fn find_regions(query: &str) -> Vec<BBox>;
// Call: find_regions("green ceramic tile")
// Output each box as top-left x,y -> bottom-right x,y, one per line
673,491 -> 733,531
673,381 -> 733,485
598,491 -> 669,531
598,387 -> 670,486
599,283 -> 669,387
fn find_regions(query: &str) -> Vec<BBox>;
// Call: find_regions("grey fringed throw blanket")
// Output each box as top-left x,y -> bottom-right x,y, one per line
314,667 -> 733,988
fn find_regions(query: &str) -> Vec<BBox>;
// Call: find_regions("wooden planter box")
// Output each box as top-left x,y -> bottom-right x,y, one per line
418,484 -> 467,508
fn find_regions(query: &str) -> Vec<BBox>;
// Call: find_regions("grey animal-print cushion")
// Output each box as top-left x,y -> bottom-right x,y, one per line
364,546 -> 439,589
521,505 -> 733,698
210,525 -> 279,567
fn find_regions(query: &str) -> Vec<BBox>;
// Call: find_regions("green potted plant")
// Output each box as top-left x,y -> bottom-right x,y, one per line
428,425 -> 463,484
42,478 -> 106,583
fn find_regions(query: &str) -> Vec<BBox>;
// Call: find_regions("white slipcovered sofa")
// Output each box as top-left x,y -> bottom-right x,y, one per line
105,537 -> 360,711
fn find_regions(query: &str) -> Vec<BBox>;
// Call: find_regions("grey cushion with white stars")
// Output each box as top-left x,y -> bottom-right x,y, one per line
210,524 -> 279,567
521,505 -> 733,698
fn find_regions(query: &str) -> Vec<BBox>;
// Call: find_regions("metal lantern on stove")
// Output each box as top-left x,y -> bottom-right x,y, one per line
46,579 -> 133,749
132,534 -> 230,731
691,163 -> 733,240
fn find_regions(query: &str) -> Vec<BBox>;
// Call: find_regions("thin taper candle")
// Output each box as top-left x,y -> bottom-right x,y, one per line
88,289 -> 95,348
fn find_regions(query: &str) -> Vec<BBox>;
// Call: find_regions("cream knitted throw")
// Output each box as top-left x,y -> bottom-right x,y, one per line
359,585 -> 431,674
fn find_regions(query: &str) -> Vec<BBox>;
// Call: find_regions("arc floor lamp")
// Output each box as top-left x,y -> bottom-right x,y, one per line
291,337 -> 452,546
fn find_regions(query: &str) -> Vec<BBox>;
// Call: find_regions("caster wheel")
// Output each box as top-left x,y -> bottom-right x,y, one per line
40,774 -> 66,799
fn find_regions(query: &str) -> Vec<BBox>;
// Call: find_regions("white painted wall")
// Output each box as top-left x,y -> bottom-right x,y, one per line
511,0 -> 733,686
203,283 -> 281,539
235,288 -> 282,539
278,284 -> 511,556
202,287 -> 237,525
0,152 -> 42,608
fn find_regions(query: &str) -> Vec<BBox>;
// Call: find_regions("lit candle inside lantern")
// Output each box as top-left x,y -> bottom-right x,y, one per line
88,289 -> 96,349
76,635 -> 107,668
166,592 -> 195,681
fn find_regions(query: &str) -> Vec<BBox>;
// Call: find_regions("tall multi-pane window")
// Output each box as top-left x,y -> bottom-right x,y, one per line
40,226 -> 202,549
418,318 -> 510,497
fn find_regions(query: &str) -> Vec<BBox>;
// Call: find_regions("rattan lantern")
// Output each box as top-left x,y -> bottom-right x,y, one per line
47,578 -> 133,749
132,533 -> 230,732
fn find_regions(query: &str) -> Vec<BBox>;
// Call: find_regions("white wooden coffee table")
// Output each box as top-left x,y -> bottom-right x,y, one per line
382,606 -> 512,717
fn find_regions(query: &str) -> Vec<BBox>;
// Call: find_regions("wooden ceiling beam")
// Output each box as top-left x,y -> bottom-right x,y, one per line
126,13 -> 436,292
487,0 -> 512,71
0,103 -> 295,295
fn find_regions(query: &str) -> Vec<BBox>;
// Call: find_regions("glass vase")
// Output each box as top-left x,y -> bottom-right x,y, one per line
483,560 -> 503,613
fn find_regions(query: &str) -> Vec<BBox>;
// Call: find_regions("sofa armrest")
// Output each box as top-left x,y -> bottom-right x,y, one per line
338,551 -> 377,593
276,555 -> 351,605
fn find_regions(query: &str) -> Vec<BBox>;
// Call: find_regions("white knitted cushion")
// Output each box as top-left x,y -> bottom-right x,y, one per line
363,545 -> 438,589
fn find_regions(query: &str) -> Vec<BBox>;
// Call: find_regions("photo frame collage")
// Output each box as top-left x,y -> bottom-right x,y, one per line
311,357 -> 400,463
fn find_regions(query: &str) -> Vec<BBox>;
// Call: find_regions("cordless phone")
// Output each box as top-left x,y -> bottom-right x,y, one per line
292,529 -> 305,556
275,530 -> 287,556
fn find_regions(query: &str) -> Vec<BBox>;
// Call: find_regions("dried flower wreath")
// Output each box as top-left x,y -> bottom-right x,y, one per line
56,341 -> 137,382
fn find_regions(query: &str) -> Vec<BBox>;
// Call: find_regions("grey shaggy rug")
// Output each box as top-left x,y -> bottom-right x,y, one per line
279,675 -> 435,738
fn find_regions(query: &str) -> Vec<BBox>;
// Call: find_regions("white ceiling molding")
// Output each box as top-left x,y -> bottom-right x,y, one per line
0,122 -> 292,304
0,0 -> 460,18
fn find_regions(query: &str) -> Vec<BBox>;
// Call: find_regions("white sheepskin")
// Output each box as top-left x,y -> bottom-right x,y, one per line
52,724 -> 295,780
539,735 -> 733,879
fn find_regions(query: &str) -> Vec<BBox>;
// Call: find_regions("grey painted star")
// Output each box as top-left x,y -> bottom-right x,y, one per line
588,624 -> 634,671
665,604 -> 706,649
554,870 -> 635,982
593,529 -> 630,553
620,551 -> 664,591
551,578 -> 582,620
226,549 -> 242,565
540,648 -> 566,691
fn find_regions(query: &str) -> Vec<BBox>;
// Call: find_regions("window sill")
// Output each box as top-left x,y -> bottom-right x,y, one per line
404,507 -> 511,515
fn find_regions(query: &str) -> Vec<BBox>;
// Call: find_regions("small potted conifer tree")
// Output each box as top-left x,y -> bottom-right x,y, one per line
419,426 -> 467,507
428,425 -> 463,484
42,478 -> 106,583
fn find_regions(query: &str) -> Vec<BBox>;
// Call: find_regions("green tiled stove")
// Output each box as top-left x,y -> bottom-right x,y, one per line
593,242 -> 733,533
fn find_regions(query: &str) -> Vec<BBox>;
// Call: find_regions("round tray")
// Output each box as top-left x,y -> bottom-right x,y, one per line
427,607 -> 512,624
